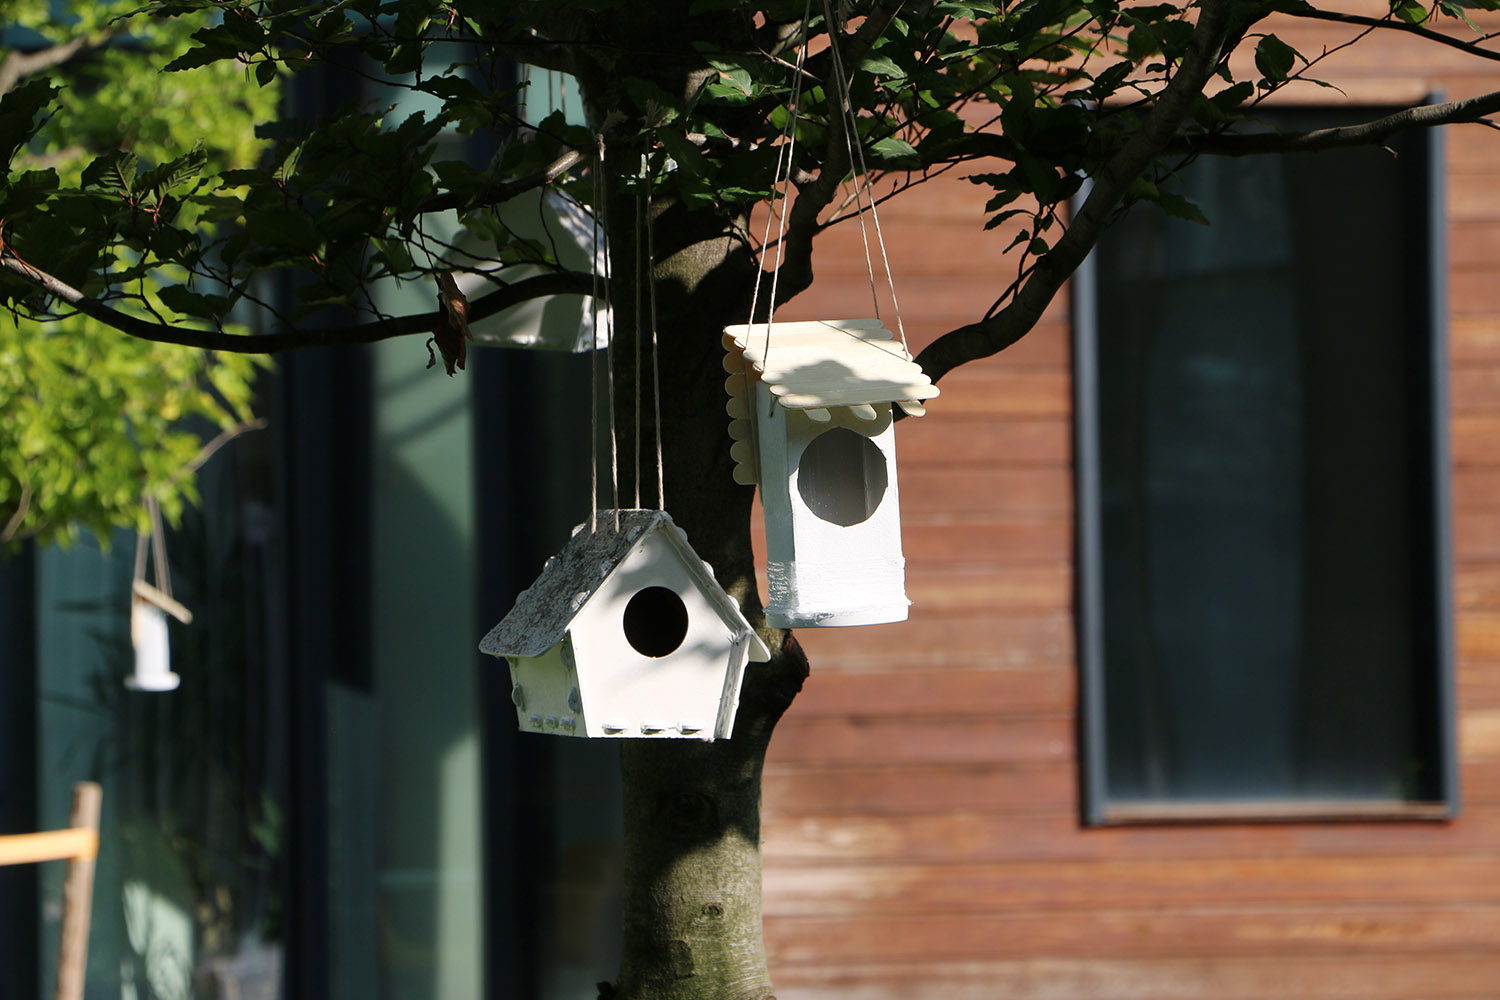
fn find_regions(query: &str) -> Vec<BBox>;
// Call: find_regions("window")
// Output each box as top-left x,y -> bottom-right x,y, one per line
1074,108 -> 1457,824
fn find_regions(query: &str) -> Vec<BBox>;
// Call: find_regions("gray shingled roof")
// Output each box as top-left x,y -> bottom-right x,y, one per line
478,509 -> 763,660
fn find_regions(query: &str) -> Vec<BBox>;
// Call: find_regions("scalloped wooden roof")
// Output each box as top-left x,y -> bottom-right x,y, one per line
722,319 -> 938,485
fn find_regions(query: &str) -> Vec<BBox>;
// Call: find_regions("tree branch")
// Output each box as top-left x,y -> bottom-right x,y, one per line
0,30 -> 114,96
1,254 -> 593,353
491,28 -> 584,77
1167,88 -> 1500,155
770,0 -> 910,307
914,0 -> 1239,382
418,147 -> 589,214
1286,6 -> 1500,65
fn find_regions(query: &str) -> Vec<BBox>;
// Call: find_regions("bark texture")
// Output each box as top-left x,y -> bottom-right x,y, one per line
600,207 -> 809,999
568,8 -> 813,992
600,184 -> 809,1000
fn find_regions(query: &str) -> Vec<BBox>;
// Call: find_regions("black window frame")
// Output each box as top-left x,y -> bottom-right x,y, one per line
1073,105 -> 1459,826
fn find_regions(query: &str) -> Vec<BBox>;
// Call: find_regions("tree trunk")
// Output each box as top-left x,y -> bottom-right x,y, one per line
598,165 -> 806,1000
564,8 -> 811,994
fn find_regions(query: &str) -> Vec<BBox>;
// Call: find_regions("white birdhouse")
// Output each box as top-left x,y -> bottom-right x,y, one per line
479,509 -> 771,740
128,580 -> 192,692
723,319 -> 939,628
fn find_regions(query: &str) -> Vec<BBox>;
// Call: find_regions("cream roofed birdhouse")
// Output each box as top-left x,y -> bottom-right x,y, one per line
723,319 -> 938,628
479,509 -> 770,740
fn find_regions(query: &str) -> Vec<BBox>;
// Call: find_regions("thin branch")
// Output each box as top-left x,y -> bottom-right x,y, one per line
179,419 -> 268,477
1168,88 -> 1500,155
1,254 -> 593,354
1,481 -> 33,544
1287,6 -> 1500,65
418,148 -> 589,214
772,0 -> 910,307
914,0 -> 1240,382
0,30 -> 115,96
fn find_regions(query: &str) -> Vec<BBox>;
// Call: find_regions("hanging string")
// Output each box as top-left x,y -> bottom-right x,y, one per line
633,185 -> 644,510
597,135 -> 621,532
134,528 -> 149,587
645,161 -> 665,510
588,139 -> 602,532
820,0 -> 909,352
147,496 -> 171,598
747,0 -> 815,347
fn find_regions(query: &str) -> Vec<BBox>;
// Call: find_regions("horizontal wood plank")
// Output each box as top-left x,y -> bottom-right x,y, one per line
788,665 -> 1075,716
899,417 -> 1071,465
901,519 -> 1073,565
794,606 -> 1073,668
763,761 -> 1500,817
914,370 -> 1071,418
762,808 -> 1500,865
764,906 -> 1500,965
763,855 -> 1500,916
901,466 -> 1072,514
769,714 -> 1075,767
769,954 -> 1500,1000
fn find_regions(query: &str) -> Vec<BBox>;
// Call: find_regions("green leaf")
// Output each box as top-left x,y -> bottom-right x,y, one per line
869,136 -> 920,165
1437,0 -> 1482,28
0,169 -> 59,216
157,284 -> 230,319
137,147 -> 208,195
983,208 -> 1028,231
1254,34 -> 1298,83
653,129 -> 703,177
0,79 -> 58,168
256,60 -> 278,87
82,150 -> 138,196
860,54 -> 906,78
719,66 -> 753,96
1391,0 -> 1428,23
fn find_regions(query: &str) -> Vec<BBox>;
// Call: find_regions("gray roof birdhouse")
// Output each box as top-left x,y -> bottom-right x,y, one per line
479,510 -> 770,740
723,319 -> 938,628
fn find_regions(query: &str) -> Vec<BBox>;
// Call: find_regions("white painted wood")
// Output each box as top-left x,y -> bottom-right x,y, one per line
723,319 -> 939,411
128,596 -> 180,692
480,510 -> 770,740
723,320 -> 928,627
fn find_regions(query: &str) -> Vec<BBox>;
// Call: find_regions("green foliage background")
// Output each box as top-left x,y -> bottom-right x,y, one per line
1,1 -> 274,549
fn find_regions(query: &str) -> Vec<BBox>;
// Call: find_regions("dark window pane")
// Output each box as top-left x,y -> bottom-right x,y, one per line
1084,110 -> 1449,811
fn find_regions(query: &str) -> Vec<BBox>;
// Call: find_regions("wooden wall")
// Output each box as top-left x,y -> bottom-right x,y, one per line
759,11 -> 1500,998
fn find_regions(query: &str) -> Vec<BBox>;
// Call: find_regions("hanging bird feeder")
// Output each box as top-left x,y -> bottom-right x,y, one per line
724,318 -> 938,627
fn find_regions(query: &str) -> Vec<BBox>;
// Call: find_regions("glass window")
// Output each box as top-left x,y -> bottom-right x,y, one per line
1075,108 -> 1456,823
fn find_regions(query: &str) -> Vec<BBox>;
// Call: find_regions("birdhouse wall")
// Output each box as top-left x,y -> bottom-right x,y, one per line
756,385 -> 911,627
567,529 -> 749,739
507,637 -> 588,736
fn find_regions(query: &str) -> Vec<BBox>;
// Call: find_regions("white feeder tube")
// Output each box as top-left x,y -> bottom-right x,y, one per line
128,597 -> 180,692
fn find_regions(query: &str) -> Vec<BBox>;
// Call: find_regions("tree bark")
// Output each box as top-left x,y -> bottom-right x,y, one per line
562,5 -> 820,993
586,98 -> 808,996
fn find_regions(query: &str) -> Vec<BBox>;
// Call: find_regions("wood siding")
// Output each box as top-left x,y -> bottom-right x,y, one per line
760,14 -> 1500,999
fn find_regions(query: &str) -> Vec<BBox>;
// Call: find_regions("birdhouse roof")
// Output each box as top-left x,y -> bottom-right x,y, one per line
722,319 -> 939,485
479,509 -> 768,660
723,319 -> 939,411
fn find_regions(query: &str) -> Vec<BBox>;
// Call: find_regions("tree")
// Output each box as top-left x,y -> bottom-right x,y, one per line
1,1 -> 273,548
5,1 -> 1500,996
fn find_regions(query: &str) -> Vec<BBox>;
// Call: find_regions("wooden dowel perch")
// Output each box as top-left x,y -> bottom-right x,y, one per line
55,782 -> 101,1000
0,782 -> 102,1000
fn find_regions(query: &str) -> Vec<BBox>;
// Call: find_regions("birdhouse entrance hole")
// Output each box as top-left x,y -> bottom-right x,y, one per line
797,426 -> 889,526
623,586 -> 690,657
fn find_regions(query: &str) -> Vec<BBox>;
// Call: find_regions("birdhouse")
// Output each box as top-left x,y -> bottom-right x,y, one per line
479,509 -> 771,740
723,319 -> 938,628
128,579 -> 192,692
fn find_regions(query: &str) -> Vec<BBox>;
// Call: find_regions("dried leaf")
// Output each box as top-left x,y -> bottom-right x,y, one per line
429,271 -> 471,375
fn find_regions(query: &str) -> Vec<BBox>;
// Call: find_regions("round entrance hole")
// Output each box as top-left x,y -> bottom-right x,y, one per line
796,426 -> 889,526
623,586 -> 689,657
